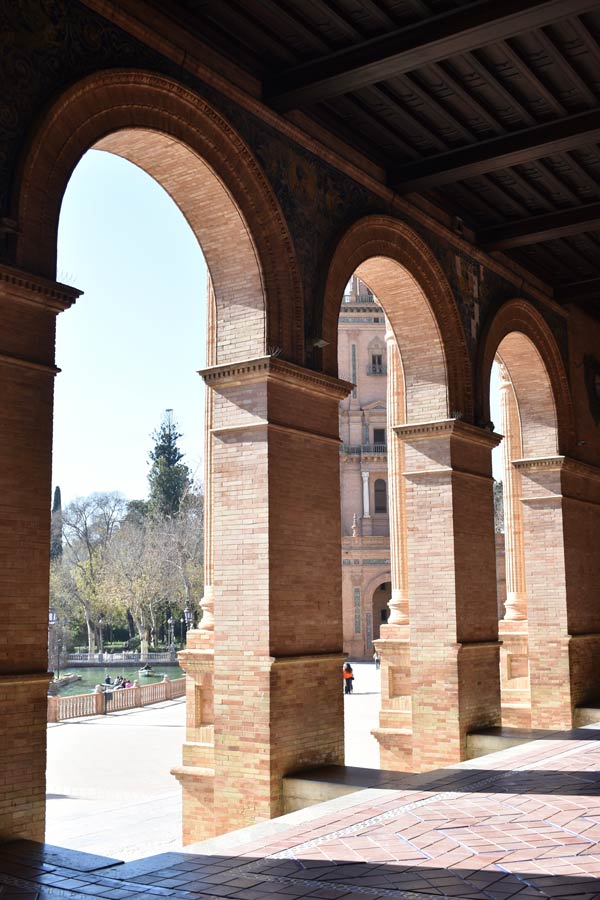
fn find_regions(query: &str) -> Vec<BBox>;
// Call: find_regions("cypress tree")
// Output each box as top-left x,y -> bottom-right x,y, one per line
50,485 -> 63,560
148,410 -> 192,519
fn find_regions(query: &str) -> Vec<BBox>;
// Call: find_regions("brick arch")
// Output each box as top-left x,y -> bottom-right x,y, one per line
321,216 -> 472,422
12,69 -> 303,364
478,299 -> 574,455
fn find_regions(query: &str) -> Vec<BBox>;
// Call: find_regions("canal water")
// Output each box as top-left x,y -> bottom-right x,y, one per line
53,665 -> 184,695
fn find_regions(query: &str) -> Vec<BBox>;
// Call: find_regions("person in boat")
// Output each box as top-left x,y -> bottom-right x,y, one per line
140,663 -> 152,671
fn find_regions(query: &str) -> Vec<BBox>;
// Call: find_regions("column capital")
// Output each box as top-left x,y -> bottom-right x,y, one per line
394,418 -> 502,449
515,454 -> 600,505
512,455 -> 566,472
199,356 -> 352,401
0,262 -> 81,313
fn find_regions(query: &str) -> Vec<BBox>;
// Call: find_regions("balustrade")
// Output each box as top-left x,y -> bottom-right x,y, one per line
47,677 -> 186,722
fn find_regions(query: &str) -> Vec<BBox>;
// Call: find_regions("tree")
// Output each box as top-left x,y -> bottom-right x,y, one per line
158,487 -> 204,610
147,410 -> 192,519
103,519 -> 167,657
58,492 -> 127,655
50,485 -> 63,560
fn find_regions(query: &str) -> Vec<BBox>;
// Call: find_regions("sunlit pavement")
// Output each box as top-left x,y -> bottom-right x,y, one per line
45,663 -> 381,860
9,672 -> 600,898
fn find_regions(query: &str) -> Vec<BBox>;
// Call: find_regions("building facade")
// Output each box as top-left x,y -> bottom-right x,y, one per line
338,277 -> 391,659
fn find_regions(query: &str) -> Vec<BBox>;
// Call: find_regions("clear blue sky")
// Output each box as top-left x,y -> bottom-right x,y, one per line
54,149 -> 501,506
55,150 -> 207,505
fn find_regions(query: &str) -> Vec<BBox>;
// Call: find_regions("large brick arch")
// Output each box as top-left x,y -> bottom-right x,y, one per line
478,299 -> 574,455
11,69 -> 303,364
321,216 -> 472,422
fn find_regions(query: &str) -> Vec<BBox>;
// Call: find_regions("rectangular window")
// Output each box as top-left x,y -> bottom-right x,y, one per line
351,345 -> 357,398
353,587 -> 361,633
373,428 -> 386,445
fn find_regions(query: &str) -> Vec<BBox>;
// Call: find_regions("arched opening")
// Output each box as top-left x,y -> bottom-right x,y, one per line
372,581 -> 392,641
46,148 -> 206,858
4,69 -> 308,845
493,331 -> 559,730
480,299 -> 598,733
329,217 -> 500,774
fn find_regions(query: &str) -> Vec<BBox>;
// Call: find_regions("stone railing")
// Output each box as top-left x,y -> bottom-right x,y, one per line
65,650 -> 177,663
340,443 -> 387,456
47,676 -> 186,722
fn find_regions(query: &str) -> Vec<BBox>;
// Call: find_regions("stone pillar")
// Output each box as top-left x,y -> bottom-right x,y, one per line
361,469 -> 372,535
361,470 -> 370,517
0,264 -> 79,842
497,364 -> 531,727
198,356 -> 350,837
372,327 -> 412,770
173,277 -> 216,844
397,419 -> 502,771
515,456 -> 600,729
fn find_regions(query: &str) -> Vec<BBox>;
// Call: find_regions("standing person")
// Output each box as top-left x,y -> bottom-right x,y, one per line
343,662 -> 354,694
373,650 -> 380,670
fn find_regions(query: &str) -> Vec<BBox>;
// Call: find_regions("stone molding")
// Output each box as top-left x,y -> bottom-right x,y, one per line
513,455 -> 566,472
0,263 -> 81,313
0,672 -> 52,687
270,652 -> 346,667
394,418 -> 501,449
200,356 -> 353,400
0,352 -> 60,377
211,420 -> 342,446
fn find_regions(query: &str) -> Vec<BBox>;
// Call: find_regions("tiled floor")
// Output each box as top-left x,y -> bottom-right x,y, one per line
4,725 -> 600,899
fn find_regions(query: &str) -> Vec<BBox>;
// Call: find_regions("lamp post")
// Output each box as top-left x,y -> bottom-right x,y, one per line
167,616 -> 176,662
98,616 -> 104,663
48,606 -> 57,675
179,617 -> 184,646
56,618 -> 63,680
184,601 -> 194,632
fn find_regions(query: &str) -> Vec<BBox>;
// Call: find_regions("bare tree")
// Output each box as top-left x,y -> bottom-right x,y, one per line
58,493 -> 127,655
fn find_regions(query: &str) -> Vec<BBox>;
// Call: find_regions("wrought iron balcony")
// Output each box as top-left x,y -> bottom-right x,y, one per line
366,364 -> 387,375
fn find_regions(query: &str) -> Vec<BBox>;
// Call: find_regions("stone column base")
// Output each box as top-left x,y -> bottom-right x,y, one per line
372,726 -> 413,771
172,766 -> 215,845
499,621 -> 531,728
373,632 -> 413,770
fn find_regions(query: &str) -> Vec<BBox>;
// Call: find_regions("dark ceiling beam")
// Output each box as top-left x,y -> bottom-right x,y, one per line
265,0 -> 600,111
555,277 -> 600,302
390,110 -> 600,193
479,202 -> 600,249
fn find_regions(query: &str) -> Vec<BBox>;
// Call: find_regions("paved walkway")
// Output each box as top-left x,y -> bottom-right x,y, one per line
4,724 -> 600,897
44,664 -> 381,861
3,668 -> 600,897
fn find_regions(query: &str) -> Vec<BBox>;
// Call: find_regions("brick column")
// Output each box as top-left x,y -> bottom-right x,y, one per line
199,356 -> 350,836
372,326 -> 413,770
396,419 -> 502,771
516,456 -> 600,729
0,264 -> 79,841
497,364 -> 531,727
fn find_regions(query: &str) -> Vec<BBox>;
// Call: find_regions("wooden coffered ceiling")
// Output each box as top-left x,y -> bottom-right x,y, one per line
156,0 -> 600,306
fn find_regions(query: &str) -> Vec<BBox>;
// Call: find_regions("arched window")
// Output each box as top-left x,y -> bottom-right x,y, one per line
374,478 -> 387,513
